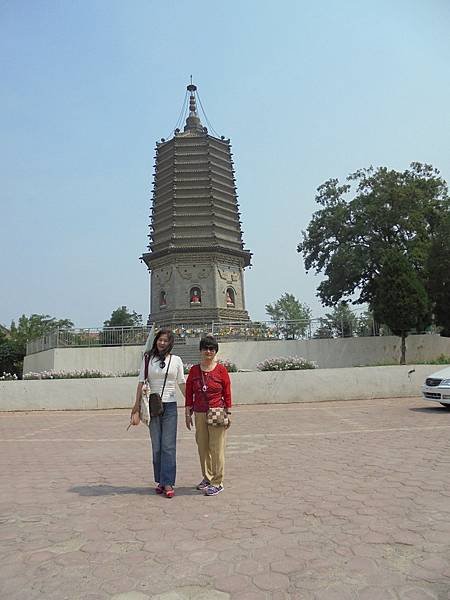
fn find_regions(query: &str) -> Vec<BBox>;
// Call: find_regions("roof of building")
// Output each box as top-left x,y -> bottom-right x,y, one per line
144,83 -> 252,267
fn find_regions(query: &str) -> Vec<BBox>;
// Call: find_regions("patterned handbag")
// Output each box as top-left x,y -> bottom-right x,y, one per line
207,406 -> 229,427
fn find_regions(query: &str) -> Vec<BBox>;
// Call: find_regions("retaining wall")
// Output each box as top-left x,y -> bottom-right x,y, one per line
0,365 -> 435,412
23,335 -> 450,376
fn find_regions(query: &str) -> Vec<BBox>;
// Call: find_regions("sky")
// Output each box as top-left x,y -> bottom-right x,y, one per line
1,0 -> 450,328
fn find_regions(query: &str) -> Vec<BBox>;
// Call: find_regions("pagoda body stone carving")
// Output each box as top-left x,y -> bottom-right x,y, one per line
142,84 -> 252,325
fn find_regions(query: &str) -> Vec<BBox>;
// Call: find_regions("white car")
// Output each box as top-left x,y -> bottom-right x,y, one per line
422,366 -> 450,408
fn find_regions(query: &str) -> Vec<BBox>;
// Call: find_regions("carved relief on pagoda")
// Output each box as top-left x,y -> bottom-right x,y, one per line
154,267 -> 173,284
176,265 -> 211,280
217,267 -> 240,284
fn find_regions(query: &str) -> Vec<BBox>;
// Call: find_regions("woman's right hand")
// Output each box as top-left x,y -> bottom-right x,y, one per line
185,410 -> 193,431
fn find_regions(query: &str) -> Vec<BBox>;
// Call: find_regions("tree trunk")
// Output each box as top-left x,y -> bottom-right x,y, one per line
400,333 -> 406,365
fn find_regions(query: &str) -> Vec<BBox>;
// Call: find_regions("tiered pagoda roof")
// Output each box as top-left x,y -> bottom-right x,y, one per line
142,85 -> 252,268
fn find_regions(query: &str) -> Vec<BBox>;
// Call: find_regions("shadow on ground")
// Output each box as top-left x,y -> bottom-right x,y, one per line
409,406 -> 450,413
69,484 -> 198,497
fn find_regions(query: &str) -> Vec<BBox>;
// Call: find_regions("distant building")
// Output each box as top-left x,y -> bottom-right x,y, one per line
142,83 -> 252,326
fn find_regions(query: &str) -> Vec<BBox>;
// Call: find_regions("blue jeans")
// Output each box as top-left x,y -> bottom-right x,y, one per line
148,402 -> 177,486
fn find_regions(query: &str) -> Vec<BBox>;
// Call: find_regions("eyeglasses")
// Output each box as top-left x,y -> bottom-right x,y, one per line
159,361 -> 166,369
202,347 -> 216,352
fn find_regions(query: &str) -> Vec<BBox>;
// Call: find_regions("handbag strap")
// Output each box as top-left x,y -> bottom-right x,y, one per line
144,354 -> 171,393
160,354 -> 172,398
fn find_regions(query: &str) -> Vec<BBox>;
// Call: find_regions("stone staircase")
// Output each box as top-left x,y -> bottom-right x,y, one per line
173,339 -> 200,367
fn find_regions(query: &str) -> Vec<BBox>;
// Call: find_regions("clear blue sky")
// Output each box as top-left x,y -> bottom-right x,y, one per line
1,0 -> 449,327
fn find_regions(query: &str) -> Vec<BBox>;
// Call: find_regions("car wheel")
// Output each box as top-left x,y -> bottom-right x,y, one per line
440,403 -> 450,409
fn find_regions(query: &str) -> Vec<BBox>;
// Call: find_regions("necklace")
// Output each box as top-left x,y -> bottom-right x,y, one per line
201,370 -> 208,392
200,361 -> 216,392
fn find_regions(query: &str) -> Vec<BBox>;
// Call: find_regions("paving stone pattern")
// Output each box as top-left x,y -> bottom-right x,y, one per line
1,398 -> 450,599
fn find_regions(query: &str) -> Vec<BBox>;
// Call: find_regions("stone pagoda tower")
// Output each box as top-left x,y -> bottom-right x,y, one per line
142,83 -> 252,326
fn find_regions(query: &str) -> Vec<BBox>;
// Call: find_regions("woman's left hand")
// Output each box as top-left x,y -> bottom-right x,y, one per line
130,410 -> 140,426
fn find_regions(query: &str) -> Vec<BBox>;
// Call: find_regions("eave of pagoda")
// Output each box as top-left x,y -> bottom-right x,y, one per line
142,245 -> 252,268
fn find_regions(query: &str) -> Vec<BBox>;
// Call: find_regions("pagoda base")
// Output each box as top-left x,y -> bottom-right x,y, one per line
148,307 -> 250,328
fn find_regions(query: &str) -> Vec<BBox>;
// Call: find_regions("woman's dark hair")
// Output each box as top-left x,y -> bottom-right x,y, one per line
199,335 -> 219,353
149,328 -> 175,359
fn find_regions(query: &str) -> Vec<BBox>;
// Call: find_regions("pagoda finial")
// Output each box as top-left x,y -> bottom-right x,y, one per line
184,78 -> 203,132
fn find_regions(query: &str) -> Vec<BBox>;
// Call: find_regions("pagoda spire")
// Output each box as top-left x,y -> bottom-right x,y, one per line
184,80 -> 203,132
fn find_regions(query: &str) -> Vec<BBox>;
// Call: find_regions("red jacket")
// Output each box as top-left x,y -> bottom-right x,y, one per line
185,363 -> 232,413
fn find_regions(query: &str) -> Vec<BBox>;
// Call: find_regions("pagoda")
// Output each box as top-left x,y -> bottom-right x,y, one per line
141,83 -> 252,326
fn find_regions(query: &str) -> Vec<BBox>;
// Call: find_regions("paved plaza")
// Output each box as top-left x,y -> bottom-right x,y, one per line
1,397 -> 450,599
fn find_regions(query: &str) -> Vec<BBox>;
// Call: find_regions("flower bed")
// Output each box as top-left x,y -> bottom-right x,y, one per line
24,369 -> 114,380
256,356 -> 318,371
0,372 -> 18,381
183,359 -> 238,375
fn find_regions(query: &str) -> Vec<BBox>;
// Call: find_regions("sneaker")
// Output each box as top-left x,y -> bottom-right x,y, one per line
196,478 -> 210,491
204,484 -> 224,496
155,484 -> 164,494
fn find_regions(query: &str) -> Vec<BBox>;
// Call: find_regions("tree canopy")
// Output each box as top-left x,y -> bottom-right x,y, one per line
265,293 -> 311,339
10,314 -> 73,351
298,162 -> 449,362
372,250 -> 430,362
1,314 -> 73,378
313,302 -> 359,339
427,213 -> 450,337
104,306 -> 143,328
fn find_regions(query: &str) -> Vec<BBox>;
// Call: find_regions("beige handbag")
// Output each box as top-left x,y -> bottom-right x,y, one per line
139,381 -> 151,425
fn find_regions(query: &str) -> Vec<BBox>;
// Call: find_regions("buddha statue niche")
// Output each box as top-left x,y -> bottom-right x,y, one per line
190,288 -> 201,304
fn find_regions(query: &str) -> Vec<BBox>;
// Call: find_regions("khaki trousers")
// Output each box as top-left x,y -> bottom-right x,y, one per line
194,412 -> 227,487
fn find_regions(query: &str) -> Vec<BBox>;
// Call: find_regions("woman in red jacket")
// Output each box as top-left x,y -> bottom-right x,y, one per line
185,335 -> 232,496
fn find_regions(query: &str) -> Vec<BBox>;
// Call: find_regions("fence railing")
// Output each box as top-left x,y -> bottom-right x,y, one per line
26,316 -> 385,355
26,327 -> 149,355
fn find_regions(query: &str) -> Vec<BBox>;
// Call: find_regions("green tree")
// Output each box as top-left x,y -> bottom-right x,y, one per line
313,302 -> 359,338
1,314 -> 73,377
10,314 -> 73,351
0,331 -> 23,377
428,213 -> 450,336
356,310 -> 379,337
372,250 -> 430,363
298,163 -> 448,361
265,293 -> 311,339
103,306 -> 143,328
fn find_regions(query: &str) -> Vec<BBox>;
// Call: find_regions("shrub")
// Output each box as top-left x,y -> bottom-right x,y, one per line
218,359 -> 238,372
0,372 -> 18,381
256,356 -> 318,371
183,360 -> 237,374
421,354 -> 450,365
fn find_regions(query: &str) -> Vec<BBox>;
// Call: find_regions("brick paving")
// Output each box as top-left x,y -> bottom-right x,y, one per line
1,397 -> 450,599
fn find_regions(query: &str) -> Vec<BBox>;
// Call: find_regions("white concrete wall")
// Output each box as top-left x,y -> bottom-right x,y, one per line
218,335 -> 450,370
0,365 -> 436,412
23,348 -> 57,373
23,334 -> 450,375
24,346 -> 144,375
